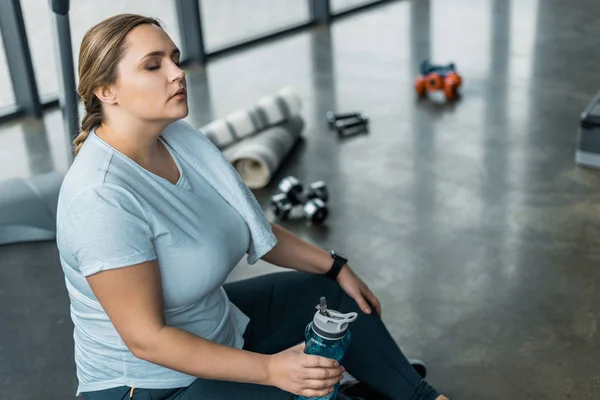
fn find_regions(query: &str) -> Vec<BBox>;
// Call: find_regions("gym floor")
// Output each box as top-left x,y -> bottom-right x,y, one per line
2,0 -> 600,399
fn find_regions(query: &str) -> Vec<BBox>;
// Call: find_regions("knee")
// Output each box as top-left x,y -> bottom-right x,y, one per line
294,272 -> 366,316
307,273 -> 363,314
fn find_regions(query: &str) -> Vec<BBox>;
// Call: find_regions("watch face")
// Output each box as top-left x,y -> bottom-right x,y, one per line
331,250 -> 348,262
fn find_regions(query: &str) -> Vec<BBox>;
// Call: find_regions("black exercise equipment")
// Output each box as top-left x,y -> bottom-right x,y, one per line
270,176 -> 329,223
326,111 -> 365,127
410,359 -> 427,378
326,111 -> 369,137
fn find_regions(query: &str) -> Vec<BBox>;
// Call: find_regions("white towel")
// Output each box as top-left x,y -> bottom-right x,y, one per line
164,121 -> 278,264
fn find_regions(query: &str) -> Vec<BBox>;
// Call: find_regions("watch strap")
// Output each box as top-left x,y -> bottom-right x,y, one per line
326,254 -> 346,281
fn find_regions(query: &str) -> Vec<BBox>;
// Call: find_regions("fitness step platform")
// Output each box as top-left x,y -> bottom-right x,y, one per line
576,92 -> 600,168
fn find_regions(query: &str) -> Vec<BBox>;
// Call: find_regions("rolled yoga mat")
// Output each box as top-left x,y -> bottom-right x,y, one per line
222,115 -> 304,189
201,86 -> 302,149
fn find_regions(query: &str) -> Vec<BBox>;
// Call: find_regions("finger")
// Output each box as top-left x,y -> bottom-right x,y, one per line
304,376 -> 343,391
364,288 -> 382,315
352,292 -> 372,314
304,365 -> 344,380
302,354 -> 339,368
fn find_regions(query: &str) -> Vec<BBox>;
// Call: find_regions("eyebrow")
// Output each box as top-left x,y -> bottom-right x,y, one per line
141,48 -> 181,61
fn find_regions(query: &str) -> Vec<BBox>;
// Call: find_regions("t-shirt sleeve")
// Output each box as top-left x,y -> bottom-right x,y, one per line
60,184 -> 157,277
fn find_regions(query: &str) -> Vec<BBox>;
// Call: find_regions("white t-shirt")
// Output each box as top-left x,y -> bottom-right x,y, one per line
56,120 -> 254,394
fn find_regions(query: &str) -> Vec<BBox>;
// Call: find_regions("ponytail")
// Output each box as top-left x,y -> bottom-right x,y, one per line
73,96 -> 103,155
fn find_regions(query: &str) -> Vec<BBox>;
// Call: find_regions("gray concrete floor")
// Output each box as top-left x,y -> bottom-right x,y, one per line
2,0 -> 600,399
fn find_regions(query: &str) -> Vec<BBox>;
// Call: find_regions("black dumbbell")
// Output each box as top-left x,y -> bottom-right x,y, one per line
326,111 -> 369,129
335,116 -> 369,136
326,111 -> 369,137
270,193 -> 294,219
326,111 -> 362,128
270,176 -> 329,223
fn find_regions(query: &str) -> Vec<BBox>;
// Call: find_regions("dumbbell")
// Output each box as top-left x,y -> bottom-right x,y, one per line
270,176 -> 329,224
326,111 -> 369,136
326,111 -> 369,128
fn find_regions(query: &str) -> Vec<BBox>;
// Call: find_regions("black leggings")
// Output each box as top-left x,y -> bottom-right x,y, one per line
83,272 -> 440,400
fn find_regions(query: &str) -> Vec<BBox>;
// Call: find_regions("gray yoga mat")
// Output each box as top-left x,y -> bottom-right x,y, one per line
222,115 -> 304,189
200,87 -> 302,149
0,171 -> 64,245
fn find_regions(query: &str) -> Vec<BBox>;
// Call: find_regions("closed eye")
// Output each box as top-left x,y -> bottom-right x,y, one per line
144,60 -> 181,72
141,47 -> 181,71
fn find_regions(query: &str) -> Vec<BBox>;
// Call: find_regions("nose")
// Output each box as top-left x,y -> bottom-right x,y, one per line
169,61 -> 185,83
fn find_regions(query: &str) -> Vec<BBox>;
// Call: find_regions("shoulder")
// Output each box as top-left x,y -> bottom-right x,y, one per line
57,135 -> 140,219
57,140 -> 112,218
58,183 -> 144,225
57,176 -> 147,240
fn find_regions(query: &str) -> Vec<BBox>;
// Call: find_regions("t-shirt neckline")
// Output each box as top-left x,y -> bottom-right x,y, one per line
90,128 -> 186,188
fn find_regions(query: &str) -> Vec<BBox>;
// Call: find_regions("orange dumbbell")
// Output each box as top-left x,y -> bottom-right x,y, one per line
415,60 -> 462,101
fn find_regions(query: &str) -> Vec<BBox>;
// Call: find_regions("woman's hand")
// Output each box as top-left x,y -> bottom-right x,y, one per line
337,265 -> 382,316
267,343 -> 344,397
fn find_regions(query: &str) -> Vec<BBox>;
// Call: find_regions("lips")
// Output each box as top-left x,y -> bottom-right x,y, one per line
171,87 -> 187,99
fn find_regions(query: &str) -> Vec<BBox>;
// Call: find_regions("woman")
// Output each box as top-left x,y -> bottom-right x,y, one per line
56,14 -> 448,400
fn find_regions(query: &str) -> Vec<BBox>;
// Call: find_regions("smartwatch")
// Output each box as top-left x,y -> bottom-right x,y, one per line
326,250 -> 348,281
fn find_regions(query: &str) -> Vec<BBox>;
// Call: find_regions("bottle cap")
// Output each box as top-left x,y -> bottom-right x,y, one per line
312,297 -> 358,340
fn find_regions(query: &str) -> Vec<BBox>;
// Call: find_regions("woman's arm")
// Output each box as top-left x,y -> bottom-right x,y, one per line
87,261 -> 270,383
86,260 -> 343,397
261,223 -> 334,274
262,223 -> 382,316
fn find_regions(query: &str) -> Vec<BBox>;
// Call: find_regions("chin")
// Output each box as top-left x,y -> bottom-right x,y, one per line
147,104 -> 189,125
168,105 -> 189,120
177,107 -> 190,119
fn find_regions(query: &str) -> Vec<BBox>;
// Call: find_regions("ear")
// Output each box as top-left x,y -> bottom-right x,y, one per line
93,85 -> 118,105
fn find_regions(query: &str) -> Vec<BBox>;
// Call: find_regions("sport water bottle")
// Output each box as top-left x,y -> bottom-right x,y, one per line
293,296 -> 358,400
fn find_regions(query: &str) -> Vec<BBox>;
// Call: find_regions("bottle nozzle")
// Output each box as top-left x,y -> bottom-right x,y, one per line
312,297 -> 358,339
317,296 -> 329,316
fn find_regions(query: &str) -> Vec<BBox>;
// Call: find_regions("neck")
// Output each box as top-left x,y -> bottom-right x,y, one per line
96,114 -> 169,169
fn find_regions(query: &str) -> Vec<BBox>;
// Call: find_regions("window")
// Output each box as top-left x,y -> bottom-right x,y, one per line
201,0 -> 310,51
331,0 -> 379,14
20,0 -> 181,101
0,29 -> 16,111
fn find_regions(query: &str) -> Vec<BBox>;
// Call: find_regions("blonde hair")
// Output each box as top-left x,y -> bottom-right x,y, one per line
74,14 -> 162,155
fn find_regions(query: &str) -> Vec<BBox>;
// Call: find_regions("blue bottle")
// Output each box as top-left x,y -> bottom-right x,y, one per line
294,296 -> 358,400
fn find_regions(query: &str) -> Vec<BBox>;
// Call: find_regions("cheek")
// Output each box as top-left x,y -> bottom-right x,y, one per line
118,73 -> 166,113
